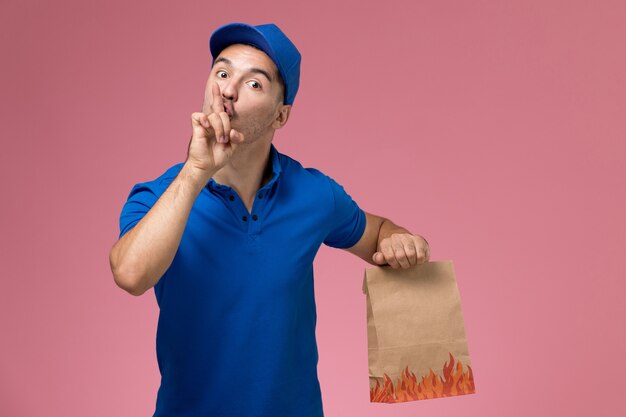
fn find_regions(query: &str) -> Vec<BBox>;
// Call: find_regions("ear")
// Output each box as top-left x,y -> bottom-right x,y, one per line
272,104 -> 292,129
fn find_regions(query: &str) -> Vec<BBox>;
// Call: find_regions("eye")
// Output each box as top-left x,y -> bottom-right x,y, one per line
247,80 -> 261,89
216,70 -> 228,78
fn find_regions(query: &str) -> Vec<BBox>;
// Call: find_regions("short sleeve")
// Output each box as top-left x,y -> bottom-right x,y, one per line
117,163 -> 185,239
322,175 -> 367,249
118,182 -> 160,239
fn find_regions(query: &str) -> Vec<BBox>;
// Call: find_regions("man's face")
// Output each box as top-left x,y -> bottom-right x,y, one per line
202,43 -> 288,143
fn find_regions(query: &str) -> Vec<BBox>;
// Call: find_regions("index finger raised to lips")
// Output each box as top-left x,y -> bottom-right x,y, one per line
211,83 -> 225,115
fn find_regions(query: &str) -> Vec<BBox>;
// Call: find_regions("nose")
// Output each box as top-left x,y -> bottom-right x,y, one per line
219,79 -> 237,102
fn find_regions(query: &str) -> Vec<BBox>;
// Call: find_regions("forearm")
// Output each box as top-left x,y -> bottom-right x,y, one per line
110,163 -> 213,295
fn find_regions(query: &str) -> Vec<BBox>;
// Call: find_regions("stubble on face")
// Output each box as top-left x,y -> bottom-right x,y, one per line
202,44 -> 285,145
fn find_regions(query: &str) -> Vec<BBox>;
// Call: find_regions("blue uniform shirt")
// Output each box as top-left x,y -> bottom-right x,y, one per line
118,143 -> 366,417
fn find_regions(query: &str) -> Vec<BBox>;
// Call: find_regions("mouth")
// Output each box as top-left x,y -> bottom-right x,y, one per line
223,103 -> 234,119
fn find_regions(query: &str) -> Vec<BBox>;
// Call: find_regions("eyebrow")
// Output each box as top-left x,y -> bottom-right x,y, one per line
213,57 -> 274,83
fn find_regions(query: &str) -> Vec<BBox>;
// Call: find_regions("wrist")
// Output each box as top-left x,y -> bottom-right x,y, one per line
181,162 -> 216,190
376,219 -> 410,248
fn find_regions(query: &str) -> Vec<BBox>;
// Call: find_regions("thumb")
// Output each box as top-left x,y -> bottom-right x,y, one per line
372,252 -> 386,265
229,128 -> 244,144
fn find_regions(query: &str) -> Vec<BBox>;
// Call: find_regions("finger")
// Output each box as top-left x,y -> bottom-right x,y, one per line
229,129 -> 245,144
423,238 -> 430,262
417,247 -> 428,264
191,112 -> 210,129
402,237 -> 418,266
211,83 -> 225,116
412,236 -> 429,264
372,252 -> 385,265
381,244 -> 400,269
217,111 -> 231,141
208,112 -> 224,142
392,241 -> 411,269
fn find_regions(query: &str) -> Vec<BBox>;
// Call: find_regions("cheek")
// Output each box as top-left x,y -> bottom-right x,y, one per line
240,99 -> 276,118
234,105 -> 277,136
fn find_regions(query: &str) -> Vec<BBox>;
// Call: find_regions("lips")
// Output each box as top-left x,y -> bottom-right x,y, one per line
223,102 -> 234,119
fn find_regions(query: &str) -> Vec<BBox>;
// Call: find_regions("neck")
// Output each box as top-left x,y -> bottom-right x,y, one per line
211,139 -> 274,202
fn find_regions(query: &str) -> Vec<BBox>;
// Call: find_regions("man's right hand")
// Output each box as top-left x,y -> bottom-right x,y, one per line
186,83 -> 245,180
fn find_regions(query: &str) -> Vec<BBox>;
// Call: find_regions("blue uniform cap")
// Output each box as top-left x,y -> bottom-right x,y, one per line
209,22 -> 301,105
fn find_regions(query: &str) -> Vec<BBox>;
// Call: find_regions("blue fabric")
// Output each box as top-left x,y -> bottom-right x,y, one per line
117,143 -> 366,417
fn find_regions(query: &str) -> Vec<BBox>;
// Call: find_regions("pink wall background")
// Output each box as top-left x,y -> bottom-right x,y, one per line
1,0 -> 625,416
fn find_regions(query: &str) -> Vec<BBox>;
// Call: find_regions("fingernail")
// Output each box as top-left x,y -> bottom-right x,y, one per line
220,136 -> 225,143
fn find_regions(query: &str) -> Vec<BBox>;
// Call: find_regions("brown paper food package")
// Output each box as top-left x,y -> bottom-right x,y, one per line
362,260 -> 476,403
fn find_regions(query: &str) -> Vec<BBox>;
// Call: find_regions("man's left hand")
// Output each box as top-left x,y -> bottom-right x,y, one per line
372,233 -> 430,269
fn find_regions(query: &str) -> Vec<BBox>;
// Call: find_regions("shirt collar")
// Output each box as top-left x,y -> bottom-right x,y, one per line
207,142 -> 282,191
268,142 -> 282,178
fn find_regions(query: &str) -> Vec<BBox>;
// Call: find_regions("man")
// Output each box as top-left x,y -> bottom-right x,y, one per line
109,22 -> 430,417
